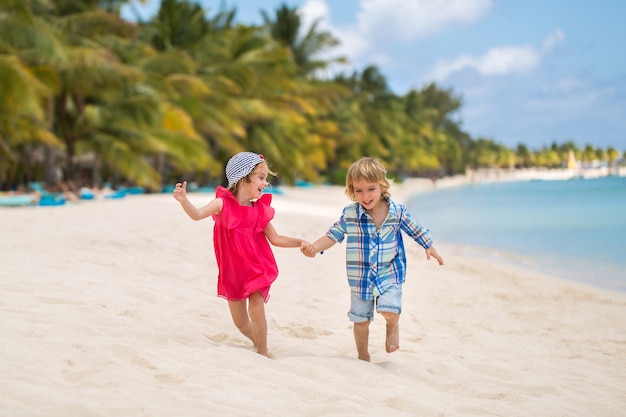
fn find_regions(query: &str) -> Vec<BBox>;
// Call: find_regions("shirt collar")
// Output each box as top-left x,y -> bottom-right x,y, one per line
355,197 -> 398,221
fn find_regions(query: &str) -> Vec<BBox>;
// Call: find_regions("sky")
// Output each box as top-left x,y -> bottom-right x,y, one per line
121,0 -> 626,150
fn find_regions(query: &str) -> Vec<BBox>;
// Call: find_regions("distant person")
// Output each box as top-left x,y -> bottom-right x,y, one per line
173,152 -> 310,357
301,157 -> 444,361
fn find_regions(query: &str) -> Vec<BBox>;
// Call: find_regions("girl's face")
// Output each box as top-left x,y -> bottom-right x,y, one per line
352,179 -> 383,210
242,163 -> 269,200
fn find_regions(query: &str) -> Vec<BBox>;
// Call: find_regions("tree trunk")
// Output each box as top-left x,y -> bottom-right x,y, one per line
92,155 -> 102,189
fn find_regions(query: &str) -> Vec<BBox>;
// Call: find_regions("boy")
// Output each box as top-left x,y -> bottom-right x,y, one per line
302,157 -> 444,361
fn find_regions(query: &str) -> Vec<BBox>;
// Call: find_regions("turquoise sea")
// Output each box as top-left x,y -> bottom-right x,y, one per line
407,176 -> 626,292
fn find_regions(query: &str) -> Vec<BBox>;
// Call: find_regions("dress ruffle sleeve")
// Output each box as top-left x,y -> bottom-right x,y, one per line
254,193 -> 275,231
214,186 -> 240,229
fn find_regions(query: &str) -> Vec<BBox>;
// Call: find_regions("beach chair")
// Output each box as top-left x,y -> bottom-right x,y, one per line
28,182 -> 66,206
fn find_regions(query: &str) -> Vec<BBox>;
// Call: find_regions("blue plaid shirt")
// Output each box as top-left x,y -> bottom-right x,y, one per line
325,198 -> 433,300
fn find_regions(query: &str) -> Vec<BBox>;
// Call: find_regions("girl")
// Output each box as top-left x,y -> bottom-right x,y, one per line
173,152 -> 309,357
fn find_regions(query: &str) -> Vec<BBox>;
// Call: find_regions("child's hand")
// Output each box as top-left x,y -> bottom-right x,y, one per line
425,247 -> 444,266
300,242 -> 317,258
173,181 -> 188,202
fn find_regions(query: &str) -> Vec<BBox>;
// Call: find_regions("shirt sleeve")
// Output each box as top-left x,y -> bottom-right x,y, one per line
398,204 -> 433,249
325,206 -> 349,243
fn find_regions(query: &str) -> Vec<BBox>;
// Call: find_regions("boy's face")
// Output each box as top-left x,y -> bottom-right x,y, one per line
352,179 -> 383,210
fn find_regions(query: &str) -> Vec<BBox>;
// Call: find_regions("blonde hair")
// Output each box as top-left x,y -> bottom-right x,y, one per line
227,161 -> 277,195
345,157 -> 391,201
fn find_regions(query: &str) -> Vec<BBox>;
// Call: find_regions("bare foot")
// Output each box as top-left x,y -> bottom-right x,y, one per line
357,353 -> 371,362
256,349 -> 273,358
385,322 -> 400,353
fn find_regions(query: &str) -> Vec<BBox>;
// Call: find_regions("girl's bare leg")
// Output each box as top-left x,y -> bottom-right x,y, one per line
353,321 -> 371,361
227,300 -> 256,346
247,291 -> 270,357
381,312 -> 400,353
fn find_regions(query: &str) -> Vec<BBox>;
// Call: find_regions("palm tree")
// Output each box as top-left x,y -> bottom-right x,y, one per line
139,1 -> 325,184
606,146 -> 619,174
582,144 -> 596,168
0,0 -> 68,188
141,0 -> 210,52
515,143 -> 533,168
419,83 -> 469,174
334,66 -> 398,171
261,4 -> 346,77
0,55 -> 59,188
27,0 -> 207,189
192,20 -> 348,183
469,138 -> 514,169
400,89 -> 447,176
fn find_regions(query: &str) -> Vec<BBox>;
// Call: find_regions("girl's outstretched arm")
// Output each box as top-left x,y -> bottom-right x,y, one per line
301,235 -> 336,257
264,223 -> 309,248
173,181 -> 222,220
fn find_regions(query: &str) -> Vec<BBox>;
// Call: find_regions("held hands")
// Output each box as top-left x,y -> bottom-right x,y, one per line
172,181 -> 188,202
300,242 -> 317,258
425,246 -> 445,266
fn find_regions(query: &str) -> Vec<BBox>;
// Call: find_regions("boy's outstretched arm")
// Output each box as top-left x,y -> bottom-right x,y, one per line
301,236 -> 336,257
425,246 -> 444,266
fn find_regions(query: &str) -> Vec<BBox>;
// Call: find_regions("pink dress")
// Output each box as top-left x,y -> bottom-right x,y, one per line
212,186 -> 278,302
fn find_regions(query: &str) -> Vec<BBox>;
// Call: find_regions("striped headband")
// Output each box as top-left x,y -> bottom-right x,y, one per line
225,152 -> 265,187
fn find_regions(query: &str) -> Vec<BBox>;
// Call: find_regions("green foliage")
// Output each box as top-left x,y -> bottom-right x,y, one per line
1,0 -> 623,191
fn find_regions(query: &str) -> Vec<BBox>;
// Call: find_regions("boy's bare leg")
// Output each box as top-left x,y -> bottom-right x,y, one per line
353,321 -> 371,361
247,291 -> 270,357
228,300 -> 256,346
381,312 -> 400,353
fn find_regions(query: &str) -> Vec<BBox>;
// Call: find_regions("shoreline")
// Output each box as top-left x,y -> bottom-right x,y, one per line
395,165 -> 626,197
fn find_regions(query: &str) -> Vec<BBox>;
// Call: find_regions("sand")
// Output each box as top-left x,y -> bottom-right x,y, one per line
1,180 -> 625,417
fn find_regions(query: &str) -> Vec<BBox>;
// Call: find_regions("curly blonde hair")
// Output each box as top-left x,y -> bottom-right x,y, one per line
345,157 -> 391,201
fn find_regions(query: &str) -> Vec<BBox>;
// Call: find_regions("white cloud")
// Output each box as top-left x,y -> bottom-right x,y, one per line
479,46 -> 540,74
298,1 -> 567,91
299,0 -> 331,34
356,0 -> 492,41
425,45 -> 540,82
421,26 -> 566,83
542,28 -> 566,52
298,0 -> 369,70
524,87 -> 604,116
541,77 -> 583,94
299,0 -> 492,69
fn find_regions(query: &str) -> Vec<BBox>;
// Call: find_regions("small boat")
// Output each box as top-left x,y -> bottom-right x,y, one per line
567,150 -> 578,170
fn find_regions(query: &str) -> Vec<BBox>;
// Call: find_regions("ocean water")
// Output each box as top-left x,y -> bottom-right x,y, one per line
407,176 -> 626,292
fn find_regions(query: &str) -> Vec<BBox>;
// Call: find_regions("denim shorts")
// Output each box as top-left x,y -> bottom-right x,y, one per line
348,284 -> 403,322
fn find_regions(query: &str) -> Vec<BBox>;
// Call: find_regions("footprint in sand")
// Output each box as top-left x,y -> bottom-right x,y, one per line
287,326 -> 332,339
132,356 -> 158,371
205,333 -> 230,343
154,373 -> 184,384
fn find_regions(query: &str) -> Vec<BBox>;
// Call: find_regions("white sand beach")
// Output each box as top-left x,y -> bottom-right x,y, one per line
1,181 -> 625,417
